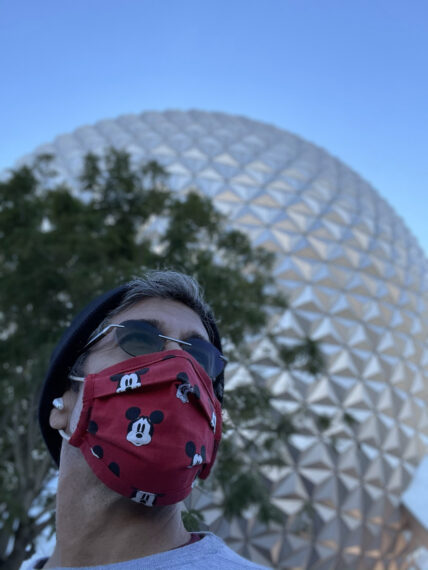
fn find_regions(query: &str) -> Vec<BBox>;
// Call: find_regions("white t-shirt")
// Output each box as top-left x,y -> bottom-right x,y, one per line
32,533 -> 270,569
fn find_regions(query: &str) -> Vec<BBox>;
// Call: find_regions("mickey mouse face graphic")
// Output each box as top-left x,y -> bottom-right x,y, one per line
126,407 -> 164,446
111,368 -> 149,393
185,441 -> 206,467
175,371 -> 200,404
131,489 -> 159,507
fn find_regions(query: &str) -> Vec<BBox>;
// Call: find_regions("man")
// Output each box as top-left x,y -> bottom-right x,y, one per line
36,270 -> 268,569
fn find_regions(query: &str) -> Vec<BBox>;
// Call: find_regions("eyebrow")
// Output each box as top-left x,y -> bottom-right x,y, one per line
121,318 -> 209,343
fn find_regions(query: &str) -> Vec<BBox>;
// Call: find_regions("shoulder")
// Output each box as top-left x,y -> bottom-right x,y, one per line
173,533 -> 270,569
26,534 -> 270,570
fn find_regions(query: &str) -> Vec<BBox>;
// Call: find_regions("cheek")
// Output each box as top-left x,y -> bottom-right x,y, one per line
69,388 -> 84,433
85,346 -> 129,375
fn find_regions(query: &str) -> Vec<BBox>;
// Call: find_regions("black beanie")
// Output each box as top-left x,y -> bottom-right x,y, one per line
38,284 -> 224,466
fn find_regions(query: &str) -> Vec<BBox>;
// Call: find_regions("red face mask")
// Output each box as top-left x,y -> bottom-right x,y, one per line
67,350 -> 222,506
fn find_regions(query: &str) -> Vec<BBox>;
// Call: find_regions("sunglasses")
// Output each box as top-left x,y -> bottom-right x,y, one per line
81,319 -> 227,381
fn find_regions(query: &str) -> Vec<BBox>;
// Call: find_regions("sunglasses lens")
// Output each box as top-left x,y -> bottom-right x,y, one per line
115,321 -> 225,381
185,337 -> 225,380
116,320 -> 164,356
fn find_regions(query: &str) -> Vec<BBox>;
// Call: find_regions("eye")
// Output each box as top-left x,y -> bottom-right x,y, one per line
116,320 -> 164,356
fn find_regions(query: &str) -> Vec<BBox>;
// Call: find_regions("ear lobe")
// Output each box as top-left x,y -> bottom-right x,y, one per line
49,403 -> 68,430
48,389 -> 76,430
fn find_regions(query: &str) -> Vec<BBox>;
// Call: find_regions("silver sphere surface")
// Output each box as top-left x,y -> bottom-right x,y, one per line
20,110 -> 428,569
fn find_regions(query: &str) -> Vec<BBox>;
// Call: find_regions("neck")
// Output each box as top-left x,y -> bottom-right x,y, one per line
46,450 -> 190,567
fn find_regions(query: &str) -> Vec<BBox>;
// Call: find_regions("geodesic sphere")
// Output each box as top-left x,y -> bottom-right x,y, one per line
20,110 -> 428,569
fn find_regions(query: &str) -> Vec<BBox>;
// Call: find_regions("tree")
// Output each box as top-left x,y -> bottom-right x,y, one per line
0,149 -> 323,568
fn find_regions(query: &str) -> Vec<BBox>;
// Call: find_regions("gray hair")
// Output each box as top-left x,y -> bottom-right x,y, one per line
101,270 -> 214,336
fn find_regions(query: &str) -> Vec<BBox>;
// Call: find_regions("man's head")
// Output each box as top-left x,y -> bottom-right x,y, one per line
39,270 -> 225,467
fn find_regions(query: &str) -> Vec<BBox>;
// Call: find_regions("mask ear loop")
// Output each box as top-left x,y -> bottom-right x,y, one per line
57,374 -> 85,442
59,429 -> 71,442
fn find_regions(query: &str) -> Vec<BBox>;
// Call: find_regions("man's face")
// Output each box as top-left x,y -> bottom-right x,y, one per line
54,298 -> 209,443
83,297 -> 209,377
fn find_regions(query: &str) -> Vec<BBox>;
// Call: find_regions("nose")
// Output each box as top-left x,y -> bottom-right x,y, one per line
159,333 -> 192,352
164,339 -> 184,351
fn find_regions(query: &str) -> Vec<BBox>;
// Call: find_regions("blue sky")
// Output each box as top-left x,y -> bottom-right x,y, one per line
1,0 -> 427,252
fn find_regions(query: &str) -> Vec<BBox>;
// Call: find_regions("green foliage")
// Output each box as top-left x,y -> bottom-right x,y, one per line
209,383 -> 296,525
277,337 -> 325,374
275,413 -> 298,440
181,509 -> 206,532
343,412 -> 357,427
316,414 -> 332,431
0,149 -> 323,564
224,384 -> 272,424
291,500 -> 316,537
212,435 -> 284,524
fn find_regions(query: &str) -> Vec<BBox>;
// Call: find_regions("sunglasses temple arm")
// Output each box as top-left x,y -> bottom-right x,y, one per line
69,373 -> 85,382
82,324 -> 126,352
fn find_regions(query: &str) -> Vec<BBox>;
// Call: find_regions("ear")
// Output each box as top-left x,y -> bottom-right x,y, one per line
49,389 -> 75,430
185,441 -> 196,458
126,407 -> 141,420
150,410 -> 164,424
176,372 -> 189,384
